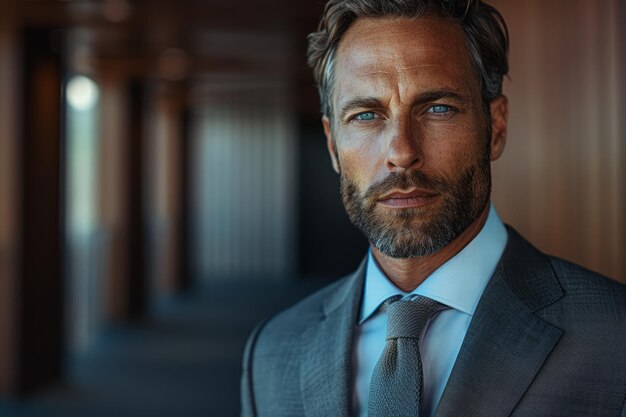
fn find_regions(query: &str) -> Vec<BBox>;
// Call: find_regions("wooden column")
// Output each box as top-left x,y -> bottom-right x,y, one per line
18,27 -> 65,394
145,81 -> 185,294
177,103 -> 192,291
125,78 -> 148,316
0,0 -> 20,396
99,71 -> 130,321
99,73 -> 188,319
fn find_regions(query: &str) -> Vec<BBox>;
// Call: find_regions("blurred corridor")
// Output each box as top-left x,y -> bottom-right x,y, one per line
0,280 -> 331,417
0,0 -> 625,416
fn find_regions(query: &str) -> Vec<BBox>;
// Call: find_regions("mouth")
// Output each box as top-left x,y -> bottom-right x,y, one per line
377,188 -> 440,209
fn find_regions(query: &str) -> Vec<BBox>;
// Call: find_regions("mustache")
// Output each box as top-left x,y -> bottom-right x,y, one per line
363,171 -> 449,200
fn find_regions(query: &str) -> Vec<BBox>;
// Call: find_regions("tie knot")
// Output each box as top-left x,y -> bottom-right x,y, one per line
386,295 -> 447,340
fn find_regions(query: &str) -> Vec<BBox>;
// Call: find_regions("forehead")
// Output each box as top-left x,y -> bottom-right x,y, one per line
333,16 -> 478,104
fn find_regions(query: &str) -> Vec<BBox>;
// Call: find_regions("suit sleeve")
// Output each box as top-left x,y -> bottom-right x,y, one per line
240,319 -> 268,417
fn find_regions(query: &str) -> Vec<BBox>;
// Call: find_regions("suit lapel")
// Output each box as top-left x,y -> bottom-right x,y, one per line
300,259 -> 366,417
435,227 -> 564,417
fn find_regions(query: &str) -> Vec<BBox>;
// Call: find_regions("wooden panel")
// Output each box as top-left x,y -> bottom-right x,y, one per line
99,72 -> 130,320
125,79 -> 149,311
99,75 -> 150,320
0,0 -> 20,396
144,82 -> 186,295
177,105 -> 192,291
191,79 -> 297,280
491,0 -> 625,283
19,27 -> 65,393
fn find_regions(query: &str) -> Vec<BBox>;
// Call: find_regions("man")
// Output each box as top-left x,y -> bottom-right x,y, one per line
241,0 -> 626,416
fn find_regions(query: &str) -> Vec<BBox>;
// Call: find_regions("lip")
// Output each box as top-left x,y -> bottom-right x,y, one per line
377,188 -> 439,208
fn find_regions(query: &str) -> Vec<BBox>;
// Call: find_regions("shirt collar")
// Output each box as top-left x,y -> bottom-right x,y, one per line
359,203 -> 508,324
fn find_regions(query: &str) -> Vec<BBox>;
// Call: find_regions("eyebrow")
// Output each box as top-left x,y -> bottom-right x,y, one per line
337,89 -> 469,121
338,97 -> 382,121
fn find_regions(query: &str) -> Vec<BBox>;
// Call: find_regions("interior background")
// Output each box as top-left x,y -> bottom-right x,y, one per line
0,0 -> 624,415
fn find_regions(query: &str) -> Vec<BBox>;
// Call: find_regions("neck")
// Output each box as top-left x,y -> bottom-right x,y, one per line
371,204 -> 490,292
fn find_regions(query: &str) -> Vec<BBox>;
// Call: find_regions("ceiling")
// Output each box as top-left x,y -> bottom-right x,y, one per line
14,0 -> 325,113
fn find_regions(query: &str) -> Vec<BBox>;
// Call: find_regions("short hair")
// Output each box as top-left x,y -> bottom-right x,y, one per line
307,0 -> 509,119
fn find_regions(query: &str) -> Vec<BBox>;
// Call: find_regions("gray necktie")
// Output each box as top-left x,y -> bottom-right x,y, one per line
368,295 -> 448,417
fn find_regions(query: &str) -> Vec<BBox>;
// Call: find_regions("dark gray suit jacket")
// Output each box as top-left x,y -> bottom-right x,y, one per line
241,228 -> 626,416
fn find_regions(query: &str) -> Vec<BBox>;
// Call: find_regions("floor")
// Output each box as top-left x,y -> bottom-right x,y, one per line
0,279 -> 331,417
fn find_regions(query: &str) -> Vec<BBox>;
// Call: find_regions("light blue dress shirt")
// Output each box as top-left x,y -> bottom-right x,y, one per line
353,204 -> 508,417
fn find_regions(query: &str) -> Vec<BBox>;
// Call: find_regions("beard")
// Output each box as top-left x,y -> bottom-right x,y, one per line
340,149 -> 491,259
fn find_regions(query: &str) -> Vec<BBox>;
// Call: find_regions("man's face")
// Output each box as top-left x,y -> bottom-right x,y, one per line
323,16 -> 507,258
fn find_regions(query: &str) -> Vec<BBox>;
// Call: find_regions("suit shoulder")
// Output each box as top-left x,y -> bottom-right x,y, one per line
256,275 -> 352,345
504,227 -> 625,306
549,257 -> 626,324
549,256 -> 626,297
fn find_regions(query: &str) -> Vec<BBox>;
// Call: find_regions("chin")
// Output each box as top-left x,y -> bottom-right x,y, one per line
370,225 -> 449,259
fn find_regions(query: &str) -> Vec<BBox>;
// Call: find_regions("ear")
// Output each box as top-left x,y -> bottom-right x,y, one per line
489,95 -> 508,161
323,116 -> 340,173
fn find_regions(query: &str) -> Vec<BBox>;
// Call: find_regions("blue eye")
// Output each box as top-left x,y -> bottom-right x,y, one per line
355,112 -> 376,121
429,105 -> 451,114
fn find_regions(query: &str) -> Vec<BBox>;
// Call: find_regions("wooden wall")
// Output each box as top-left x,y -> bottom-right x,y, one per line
491,0 -> 625,283
99,72 -> 131,320
0,0 -> 19,395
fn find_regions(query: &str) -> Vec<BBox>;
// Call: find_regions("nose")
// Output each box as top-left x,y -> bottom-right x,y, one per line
385,116 -> 423,171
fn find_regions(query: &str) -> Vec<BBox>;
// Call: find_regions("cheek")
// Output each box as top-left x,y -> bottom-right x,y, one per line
335,129 -> 387,184
420,121 -> 485,178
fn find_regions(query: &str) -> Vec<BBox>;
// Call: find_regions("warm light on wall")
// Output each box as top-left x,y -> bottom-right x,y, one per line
67,75 -> 99,111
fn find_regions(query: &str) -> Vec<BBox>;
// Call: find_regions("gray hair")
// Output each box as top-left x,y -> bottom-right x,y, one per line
307,0 -> 509,119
